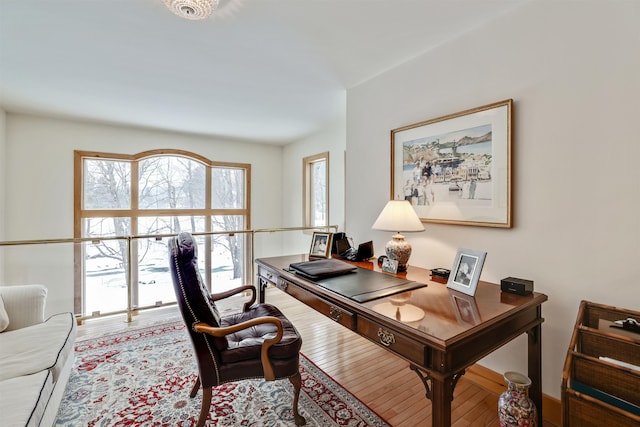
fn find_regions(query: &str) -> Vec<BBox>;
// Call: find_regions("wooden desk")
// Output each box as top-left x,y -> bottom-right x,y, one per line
256,255 -> 548,426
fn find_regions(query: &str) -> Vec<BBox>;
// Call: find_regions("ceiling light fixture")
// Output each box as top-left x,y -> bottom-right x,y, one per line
164,0 -> 219,20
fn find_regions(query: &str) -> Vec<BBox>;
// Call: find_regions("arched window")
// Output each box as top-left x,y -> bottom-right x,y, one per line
74,150 -> 251,316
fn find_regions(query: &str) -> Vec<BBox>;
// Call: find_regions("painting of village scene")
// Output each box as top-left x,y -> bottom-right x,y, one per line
400,123 -> 493,207
391,99 -> 512,227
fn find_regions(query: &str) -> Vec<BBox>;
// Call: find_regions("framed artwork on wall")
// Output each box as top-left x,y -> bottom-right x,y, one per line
309,232 -> 333,259
446,248 -> 486,296
390,99 -> 512,228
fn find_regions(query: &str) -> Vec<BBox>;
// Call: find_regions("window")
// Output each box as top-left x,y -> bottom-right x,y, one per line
74,150 -> 250,316
303,152 -> 329,228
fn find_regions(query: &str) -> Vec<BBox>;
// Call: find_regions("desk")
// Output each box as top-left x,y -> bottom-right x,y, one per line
256,255 -> 548,426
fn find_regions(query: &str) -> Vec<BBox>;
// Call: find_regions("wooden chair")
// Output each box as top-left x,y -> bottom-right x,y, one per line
168,231 -> 306,426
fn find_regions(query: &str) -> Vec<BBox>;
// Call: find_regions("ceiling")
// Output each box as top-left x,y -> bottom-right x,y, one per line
0,0 -> 526,145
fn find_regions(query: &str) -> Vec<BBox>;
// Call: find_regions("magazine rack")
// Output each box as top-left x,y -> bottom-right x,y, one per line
561,300 -> 640,426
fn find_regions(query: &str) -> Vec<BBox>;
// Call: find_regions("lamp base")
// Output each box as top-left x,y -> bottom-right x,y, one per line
385,233 -> 411,272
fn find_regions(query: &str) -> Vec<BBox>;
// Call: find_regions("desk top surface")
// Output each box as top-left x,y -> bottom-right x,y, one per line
257,254 -> 548,345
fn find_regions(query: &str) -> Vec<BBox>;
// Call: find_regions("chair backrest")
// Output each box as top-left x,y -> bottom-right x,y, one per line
168,231 -> 226,385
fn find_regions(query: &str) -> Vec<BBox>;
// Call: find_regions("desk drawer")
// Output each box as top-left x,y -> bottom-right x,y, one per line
357,317 -> 428,366
258,266 -> 278,285
277,279 -> 356,330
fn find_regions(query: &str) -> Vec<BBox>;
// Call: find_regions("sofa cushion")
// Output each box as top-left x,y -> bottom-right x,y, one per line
0,312 -> 76,382
0,285 -> 47,331
0,370 -> 53,427
0,295 -> 9,332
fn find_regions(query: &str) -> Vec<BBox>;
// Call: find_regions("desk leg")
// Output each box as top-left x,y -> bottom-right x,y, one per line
258,277 -> 267,304
411,365 -> 462,427
432,376 -> 453,427
528,317 -> 543,426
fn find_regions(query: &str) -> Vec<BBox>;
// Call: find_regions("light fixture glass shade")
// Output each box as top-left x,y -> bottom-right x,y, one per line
372,200 -> 424,271
164,0 -> 219,20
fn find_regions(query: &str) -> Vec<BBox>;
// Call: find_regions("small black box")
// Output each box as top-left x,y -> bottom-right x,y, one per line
500,277 -> 534,295
431,268 -> 450,279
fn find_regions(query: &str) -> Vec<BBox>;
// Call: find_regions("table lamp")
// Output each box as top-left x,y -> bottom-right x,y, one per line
371,200 -> 424,271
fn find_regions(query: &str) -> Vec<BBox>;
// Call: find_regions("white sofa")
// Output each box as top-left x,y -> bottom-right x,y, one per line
0,285 -> 77,427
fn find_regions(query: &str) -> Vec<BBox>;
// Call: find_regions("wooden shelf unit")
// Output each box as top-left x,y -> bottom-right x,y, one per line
562,300 -> 640,426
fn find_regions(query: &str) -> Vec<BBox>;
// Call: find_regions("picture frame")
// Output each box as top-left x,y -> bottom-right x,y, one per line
449,291 -> 481,325
309,232 -> 333,259
381,257 -> 399,274
390,99 -> 512,228
446,248 -> 487,296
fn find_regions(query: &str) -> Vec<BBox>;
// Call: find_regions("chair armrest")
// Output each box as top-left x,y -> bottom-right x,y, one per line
210,285 -> 257,312
194,316 -> 284,380
0,285 -> 47,331
194,316 -> 282,338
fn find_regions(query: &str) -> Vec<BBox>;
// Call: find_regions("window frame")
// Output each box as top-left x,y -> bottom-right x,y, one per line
302,152 -> 329,228
74,149 -> 251,315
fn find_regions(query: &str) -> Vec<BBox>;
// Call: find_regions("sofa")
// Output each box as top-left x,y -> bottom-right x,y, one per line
0,285 -> 77,427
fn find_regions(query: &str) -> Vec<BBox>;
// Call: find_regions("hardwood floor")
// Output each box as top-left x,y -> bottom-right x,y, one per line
77,287 -> 557,426
268,288 -> 499,427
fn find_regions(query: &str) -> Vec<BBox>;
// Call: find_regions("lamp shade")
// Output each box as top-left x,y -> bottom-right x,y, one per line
372,200 -> 423,272
372,200 -> 424,232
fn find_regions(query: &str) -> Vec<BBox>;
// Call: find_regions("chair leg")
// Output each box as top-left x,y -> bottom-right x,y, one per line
190,376 -> 201,398
289,371 -> 306,426
197,386 -> 212,427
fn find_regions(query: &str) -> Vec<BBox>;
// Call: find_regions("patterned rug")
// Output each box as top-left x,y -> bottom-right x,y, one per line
55,320 -> 389,426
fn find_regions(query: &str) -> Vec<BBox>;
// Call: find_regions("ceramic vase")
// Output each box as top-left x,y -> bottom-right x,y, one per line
498,371 -> 537,427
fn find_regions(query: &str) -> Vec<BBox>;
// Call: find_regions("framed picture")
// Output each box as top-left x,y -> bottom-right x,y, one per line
390,99 -> 512,227
381,257 -> 399,274
446,248 -> 487,296
449,291 -> 481,325
309,232 -> 333,259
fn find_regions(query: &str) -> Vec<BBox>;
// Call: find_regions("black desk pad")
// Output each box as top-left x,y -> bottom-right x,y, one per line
288,259 -> 357,280
315,267 -> 426,303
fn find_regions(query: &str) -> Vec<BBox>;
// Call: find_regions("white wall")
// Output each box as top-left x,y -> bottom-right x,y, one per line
0,109 -> 6,279
280,115 -> 346,255
346,0 -> 640,399
3,113 -> 284,316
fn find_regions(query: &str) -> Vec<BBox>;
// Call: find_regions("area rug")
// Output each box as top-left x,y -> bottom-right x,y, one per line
55,320 -> 389,426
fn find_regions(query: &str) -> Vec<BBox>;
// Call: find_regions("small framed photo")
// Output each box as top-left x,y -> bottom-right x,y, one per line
309,232 -> 333,259
446,248 -> 486,296
381,257 -> 399,274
